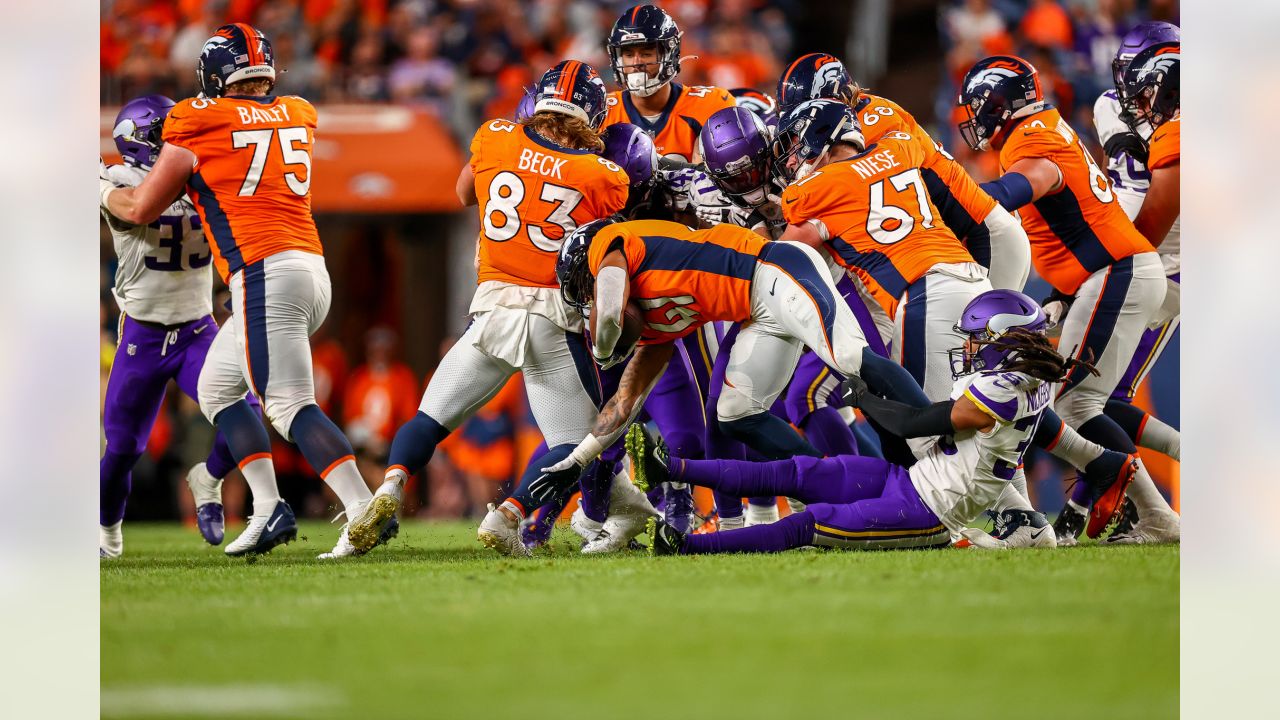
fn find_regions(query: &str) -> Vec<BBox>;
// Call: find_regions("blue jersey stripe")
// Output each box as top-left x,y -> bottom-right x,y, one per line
922,166 -> 990,268
1033,189 -> 1115,275
827,238 -> 910,299
636,234 -> 758,280
189,171 -> 244,274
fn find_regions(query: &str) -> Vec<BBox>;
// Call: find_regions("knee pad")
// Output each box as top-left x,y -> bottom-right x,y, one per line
716,382 -> 762,423
264,393 -> 313,441
1054,391 -> 1103,430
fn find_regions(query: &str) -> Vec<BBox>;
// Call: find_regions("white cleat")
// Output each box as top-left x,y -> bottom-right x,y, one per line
318,524 -> 358,559
478,502 -> 532,557
1107,510 -> 1180,545
786,497 -> 807,514
347,481 -> 401,553
100,521 -> 123,559
582,471 -> 660,554
570,504 -> 604,544
744,502 -> 779,527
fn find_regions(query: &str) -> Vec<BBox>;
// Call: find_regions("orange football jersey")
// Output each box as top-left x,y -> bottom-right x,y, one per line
470,118 -> 629,287
854,94 -> 999,258
587,220 -> 766,344
601,84 -> 735,161
163,94 -> 323,282
1147,116 -> 1180,170
781,132 -> 974,307
998,107 -> 1155,294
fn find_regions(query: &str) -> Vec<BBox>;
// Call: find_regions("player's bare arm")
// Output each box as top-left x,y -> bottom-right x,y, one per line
591,341 -> 674,441
778,221 -> 825,250
456,164 -> 478,207
590,249 -> 631,360
984,157 -> 1063,211
1134,163 -> 1179,247
103,143 -> 196,225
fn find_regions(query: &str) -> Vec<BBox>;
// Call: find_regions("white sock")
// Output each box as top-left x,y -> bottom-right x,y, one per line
1065,499 -> 1088,515
100,521 -> 123,555
1048,424 -> 1106,470
1137,415 -> 1181,461
384,465 -> 410,487
241,456 -> 282,516
1126,459 -> 1175,516
993,483 -> 1031,513
322,458 -> 373,512
745,501 -> 779,525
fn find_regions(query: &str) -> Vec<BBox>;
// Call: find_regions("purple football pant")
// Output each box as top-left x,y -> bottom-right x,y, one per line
100,315 -> 240,526
674,454 -> 949,553
573,340 -> 708,523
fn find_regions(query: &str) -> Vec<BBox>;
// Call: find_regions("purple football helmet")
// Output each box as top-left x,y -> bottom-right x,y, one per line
601,123 -> 657,189
516,85 -> 537,122
698,106 -> 773,206
949,289 -> 1048,377
113,95 -> 176,169
1112,22 -> 1181,96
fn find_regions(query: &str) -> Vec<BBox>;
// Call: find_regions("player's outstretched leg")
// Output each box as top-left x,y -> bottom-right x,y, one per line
648,511 -> 817,555
213,400 -> 298,557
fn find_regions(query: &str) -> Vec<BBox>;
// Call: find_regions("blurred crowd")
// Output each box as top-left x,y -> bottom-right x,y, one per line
934,0 -> 1180,180
102,0 -> 795,140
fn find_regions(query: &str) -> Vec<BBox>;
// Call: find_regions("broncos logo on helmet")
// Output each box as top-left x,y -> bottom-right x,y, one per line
777,53 -> 859,114
956,55 -> 1043,151
197,23 -> 275,98
1121,43 -> 1180,129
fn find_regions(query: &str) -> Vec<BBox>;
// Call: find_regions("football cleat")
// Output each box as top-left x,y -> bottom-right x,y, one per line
582,471 -> 660,554
225,500 -> 297,557
663,482 -> 696,534
569,503 -> 604,544
1106,508 -> 1180,545
1084,453 -> 1139,538
993,509 -> 1057,548
744,501 -> 779,527
646,517 -> 687,557
478,502 -> 532,557
624,423 -> 671,492
346,480 -> 401,553
1051,503 -> 1087,548
1110,497 -> 1139,538
185,462 -> 225,545
318,514 -> 401,560
100,521 -> 123,558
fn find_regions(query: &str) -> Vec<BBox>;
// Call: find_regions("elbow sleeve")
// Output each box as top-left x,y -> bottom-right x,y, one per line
592,266 -> 627,360
860,395 -> 956,439
981,172 -> 1034,211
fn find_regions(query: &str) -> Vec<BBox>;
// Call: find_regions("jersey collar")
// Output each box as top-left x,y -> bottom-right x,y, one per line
622,83 -> 683,136
224,94 -> 278,104
523,124 -> 593,155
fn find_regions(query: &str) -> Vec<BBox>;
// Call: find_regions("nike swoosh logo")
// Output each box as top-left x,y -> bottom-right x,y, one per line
784,196 -> 797,204
193,325 -> 207,334
769,278 -> 778,296
266,516 -> 281,532
1030,527 -> 1047,539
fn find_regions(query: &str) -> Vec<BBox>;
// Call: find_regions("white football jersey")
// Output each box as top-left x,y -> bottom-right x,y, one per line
909,370 -> 1052,534
1093,91 -> 1179,275
101,163 -> 213,325
685,168 -> 787,239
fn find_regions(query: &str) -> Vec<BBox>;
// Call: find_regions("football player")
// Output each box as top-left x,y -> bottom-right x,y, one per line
98,95 -> 258,556
546,218 -> 932,490
775,99 -> 993,403
957,54 -> 1179,544
348,61 -> 632,557
601,4 -> 735,163
635,291 -> 1132,554
104,24 -> 388,558
777,53 -> 1031,293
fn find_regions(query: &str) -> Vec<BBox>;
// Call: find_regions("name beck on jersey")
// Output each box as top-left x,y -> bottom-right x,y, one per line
235,103 -> 295,125
517,149 -> 569,180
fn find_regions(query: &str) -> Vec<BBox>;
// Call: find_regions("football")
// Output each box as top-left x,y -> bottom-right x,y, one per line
618,300 -> 646,352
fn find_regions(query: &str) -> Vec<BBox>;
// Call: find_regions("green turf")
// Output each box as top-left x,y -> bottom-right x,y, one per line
101,520 -> 1178,719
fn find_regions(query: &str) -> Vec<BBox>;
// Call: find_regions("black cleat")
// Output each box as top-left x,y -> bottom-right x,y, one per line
625,423 -> 671,493
645,517 -> 686,556
1108,497 -> 1139,539
1051,502 -> 1087,547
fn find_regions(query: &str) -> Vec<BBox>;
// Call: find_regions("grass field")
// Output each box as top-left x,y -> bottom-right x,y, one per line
101,520 -> 1178,719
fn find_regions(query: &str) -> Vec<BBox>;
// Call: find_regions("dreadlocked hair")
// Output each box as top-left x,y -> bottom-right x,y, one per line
525,111 -> 605,152
973,328 -> 1100,383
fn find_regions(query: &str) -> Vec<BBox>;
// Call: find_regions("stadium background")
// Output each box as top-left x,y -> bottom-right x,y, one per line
99,0 -> 1181,527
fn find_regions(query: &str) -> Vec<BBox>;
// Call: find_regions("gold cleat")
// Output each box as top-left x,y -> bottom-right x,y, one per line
347,493 -> 399,552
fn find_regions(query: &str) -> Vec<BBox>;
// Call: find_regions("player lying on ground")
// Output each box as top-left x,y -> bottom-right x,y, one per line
99,95 -> 262,557
630,290 -> 1135,555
